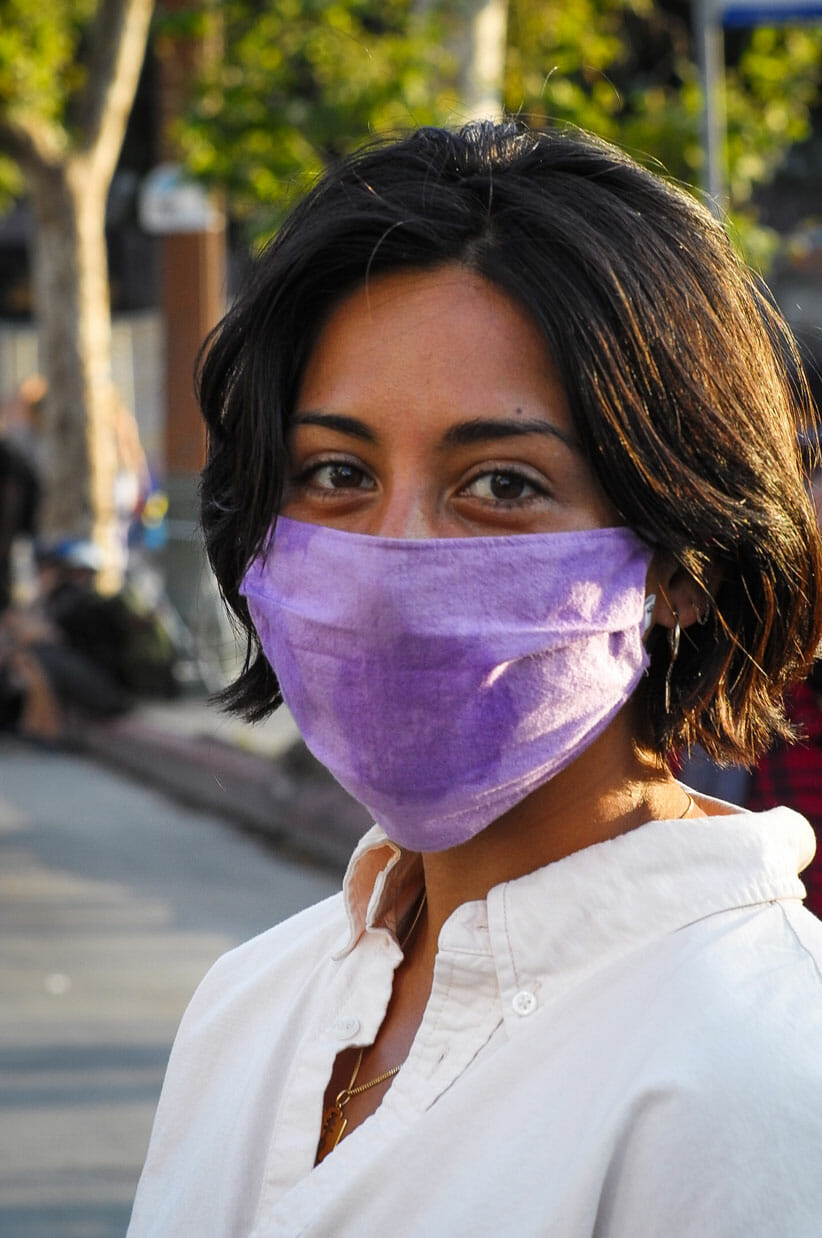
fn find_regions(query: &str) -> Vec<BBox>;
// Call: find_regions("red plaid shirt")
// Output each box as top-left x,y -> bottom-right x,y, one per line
748,676 -> 822,917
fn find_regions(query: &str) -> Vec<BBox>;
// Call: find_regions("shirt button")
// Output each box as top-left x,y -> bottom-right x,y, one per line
332,1016 -> 361,1040
512,990 -> 537,1017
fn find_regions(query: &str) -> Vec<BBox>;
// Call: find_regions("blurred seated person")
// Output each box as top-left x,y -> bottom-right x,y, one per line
0,537 -> 181,740
0,614 -> 64,739
0,541 -> 130,738
36,538 -> 181,699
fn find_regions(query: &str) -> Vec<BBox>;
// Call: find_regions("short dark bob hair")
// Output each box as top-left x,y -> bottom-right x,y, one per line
199,120 -> 822,766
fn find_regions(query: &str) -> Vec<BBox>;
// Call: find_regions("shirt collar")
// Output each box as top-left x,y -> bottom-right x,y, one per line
486,807 -> 814,1010
336,810 -> 815,983
335,825 -> 424,957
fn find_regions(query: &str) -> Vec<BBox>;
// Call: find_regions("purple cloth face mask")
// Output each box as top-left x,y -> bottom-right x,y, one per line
241,516 -> 653,853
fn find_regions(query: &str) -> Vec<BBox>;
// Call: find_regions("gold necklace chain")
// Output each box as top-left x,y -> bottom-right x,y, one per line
316,890 -> 426,1160
338,1046 -> 400,1102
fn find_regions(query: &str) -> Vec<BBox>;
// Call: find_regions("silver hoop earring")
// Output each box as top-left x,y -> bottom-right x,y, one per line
664,615 -> 681,714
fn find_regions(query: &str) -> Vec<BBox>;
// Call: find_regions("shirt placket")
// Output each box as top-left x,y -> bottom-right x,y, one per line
253,925 -> 402,1219
256,926 -> 502,1234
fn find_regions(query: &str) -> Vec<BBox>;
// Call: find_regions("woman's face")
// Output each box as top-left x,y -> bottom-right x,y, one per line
282,266 -> 618,538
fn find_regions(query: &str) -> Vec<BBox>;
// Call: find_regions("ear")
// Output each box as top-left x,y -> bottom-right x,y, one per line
645,549 -> 721,632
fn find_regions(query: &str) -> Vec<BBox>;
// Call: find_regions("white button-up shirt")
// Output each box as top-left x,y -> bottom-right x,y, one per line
129,808 -> 822,1236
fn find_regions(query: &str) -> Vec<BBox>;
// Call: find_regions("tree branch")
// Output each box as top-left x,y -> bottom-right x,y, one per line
75,0 -> 156,181
0,113 -> 63,174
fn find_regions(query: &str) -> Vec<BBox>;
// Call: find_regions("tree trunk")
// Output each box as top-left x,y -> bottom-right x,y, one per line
28,156 -> 120,581
416,0 -> 508,119
458,0 -> 508,120
0,0 -> 155,589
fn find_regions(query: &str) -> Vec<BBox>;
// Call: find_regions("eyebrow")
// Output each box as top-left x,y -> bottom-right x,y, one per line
291,411 -> 377,443
292,410 -> 577,451
440,416 -> 577,451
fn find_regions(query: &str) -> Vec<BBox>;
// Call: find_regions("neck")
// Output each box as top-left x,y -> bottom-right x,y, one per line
419,711 -> 695,943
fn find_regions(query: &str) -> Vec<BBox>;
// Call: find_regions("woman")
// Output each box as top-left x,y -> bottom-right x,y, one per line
129,123 -> 822,1235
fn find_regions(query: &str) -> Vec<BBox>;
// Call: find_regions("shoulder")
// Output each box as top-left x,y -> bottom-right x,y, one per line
641,896 -> 822,1072
153,890 -> 348,1079
587,903 -> 822,1234
138,892 -> 347,1134
129,891 -> 349,1232
186,890 -> 347,1018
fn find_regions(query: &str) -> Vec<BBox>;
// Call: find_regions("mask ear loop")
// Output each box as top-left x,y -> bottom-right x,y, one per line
642,593 -> 656,638
664,612 -> 681,714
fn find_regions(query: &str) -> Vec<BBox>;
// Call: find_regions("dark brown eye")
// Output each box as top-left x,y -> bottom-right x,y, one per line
462,469 -> 544,503
488,471 -> 527,500
306,461 -> 375,491
327,463 -> 366,488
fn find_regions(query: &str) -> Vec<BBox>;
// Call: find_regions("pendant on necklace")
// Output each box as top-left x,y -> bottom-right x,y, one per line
317,1099 -> 348,1162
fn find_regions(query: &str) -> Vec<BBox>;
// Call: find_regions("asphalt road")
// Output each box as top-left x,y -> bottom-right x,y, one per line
0,739 -> 343,1238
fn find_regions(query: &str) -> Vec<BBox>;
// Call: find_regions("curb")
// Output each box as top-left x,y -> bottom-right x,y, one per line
80,711 -> 369,873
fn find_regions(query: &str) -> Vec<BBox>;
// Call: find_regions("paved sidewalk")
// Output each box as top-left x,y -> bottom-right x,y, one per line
79,696 -> 371,870
0,742 -> 342,1237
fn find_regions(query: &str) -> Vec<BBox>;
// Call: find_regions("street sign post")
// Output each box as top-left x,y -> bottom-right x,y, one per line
693,0 -> 822,211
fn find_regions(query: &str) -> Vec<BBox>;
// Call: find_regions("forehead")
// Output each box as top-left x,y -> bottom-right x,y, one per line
296,265 -> 572,432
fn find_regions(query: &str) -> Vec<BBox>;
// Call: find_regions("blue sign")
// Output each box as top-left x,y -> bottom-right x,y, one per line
716,0 -> 822,24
